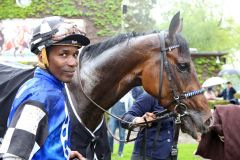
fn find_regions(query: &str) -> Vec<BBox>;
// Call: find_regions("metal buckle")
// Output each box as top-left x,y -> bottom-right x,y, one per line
175,114 -> 181,124
174,103 -> 187,114
171,147 -> 178,156
174,103 -> 190,124
174,95 -> 179,100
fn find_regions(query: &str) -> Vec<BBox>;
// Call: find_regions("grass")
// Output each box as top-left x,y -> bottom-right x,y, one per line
111,143 -> 202,160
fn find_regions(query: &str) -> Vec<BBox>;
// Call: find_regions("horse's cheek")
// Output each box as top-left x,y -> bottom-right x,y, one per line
141,68 -> 159,97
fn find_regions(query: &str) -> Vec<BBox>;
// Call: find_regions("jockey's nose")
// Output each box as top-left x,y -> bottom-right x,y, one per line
68,56 -> 78,67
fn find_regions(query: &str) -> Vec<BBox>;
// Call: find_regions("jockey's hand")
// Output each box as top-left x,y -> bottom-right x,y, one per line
133,112 -> 157,126
69,151 -> 86,160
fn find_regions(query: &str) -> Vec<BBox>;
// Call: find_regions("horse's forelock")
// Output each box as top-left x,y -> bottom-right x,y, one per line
175,34 -> 190,57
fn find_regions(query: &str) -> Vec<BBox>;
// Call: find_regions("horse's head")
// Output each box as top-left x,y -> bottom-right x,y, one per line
74,13 -> 212,136
140,12 -> 212,139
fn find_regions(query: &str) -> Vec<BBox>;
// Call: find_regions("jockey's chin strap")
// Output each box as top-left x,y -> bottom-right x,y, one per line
37,48 -> 49,69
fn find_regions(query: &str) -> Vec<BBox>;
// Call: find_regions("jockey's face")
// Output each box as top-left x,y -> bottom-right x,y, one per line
47,45 -> 79,83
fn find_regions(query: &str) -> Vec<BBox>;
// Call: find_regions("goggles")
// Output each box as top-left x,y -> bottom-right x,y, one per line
51,22 -> 86,42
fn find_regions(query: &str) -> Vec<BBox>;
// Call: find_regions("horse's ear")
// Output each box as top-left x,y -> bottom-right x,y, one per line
168,11 -> 182,43
177,18 -> 183,33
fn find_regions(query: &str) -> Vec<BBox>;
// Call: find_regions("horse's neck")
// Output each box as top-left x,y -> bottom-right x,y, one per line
68,34 -> 159,131
79,35 -> 156,95
67,58 -> 137,130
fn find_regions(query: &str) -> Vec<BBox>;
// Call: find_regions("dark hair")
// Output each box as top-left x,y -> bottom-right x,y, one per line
227,81 -> 231,84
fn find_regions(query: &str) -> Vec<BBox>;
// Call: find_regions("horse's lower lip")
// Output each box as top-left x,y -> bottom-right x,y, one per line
181,116 -> 198,139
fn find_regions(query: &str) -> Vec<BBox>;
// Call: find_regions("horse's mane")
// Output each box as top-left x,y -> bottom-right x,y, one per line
79,31 -> 159,60
80,31 -> 189,60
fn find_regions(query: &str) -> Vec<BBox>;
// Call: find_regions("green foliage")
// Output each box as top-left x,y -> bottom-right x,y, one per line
235,93 -> 240,99
0,0 -> 47,18
208,100 -> 230,109
193,56 -> 224,83
81,0 -> 122,36
157,0 -> 239,51
0,0 -> 122,36
122,0 -> 156,32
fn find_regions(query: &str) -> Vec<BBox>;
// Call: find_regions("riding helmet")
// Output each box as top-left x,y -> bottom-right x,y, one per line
30,16 -> 90,55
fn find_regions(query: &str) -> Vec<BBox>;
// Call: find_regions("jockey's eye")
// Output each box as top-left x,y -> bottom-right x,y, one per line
177,63 -> 190,72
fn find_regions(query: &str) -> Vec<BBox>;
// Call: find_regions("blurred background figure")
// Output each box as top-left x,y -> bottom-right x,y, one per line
204,87 -> 216,100
217,81 -> 236,100
108,91 -> 133,157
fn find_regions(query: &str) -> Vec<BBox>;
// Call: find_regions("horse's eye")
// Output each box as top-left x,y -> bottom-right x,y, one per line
177,63 -> 190,72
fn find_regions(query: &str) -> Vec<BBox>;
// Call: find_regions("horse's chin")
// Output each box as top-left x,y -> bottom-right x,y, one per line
180,111 -> 210,140
180,116 -> 198,139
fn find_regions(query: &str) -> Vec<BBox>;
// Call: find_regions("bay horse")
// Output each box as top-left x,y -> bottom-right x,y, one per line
0,12 -> 211,159
66,11 -> 212,153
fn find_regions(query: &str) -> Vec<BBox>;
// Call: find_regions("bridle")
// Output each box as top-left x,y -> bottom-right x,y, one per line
158,31 -> 205,110
76,32 -> 205,145
157,31 -> 205,158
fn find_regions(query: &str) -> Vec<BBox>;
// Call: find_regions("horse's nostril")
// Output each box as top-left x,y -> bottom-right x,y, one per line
205,116 -> 213,127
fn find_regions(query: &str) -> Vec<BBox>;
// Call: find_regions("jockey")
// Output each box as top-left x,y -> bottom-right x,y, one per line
0,16 -> 90,160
